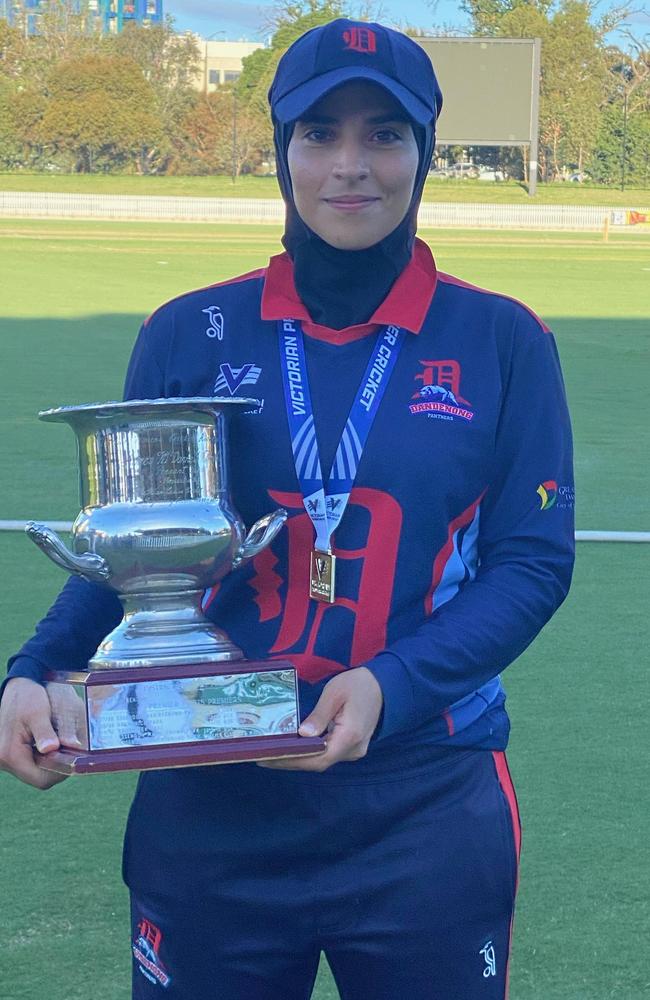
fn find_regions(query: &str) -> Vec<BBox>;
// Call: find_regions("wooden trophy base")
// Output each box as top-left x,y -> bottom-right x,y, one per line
37,659 -> 326,775
35,734 -> 326,775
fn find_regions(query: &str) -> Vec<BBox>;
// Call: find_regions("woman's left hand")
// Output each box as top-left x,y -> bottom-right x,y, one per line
257,667 -> 383,772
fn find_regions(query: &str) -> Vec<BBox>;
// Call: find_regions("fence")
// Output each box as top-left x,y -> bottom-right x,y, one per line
0,191 -> 626,230
418,201 -> 617,229
0,521 -> 647,542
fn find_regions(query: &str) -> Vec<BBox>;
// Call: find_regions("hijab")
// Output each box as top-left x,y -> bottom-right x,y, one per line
273,110 -> 435,330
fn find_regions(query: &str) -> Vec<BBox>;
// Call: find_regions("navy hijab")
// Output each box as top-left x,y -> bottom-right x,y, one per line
273,103 -> 435,330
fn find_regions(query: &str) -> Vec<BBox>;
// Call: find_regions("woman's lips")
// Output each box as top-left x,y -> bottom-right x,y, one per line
323,196 -> 380,212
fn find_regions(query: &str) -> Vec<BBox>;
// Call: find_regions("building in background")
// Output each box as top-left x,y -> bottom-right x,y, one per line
0,0 -> 163,35
198,38 -> 265,92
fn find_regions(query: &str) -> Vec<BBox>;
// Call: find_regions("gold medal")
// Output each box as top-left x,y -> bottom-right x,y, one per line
309,549 -> 336,603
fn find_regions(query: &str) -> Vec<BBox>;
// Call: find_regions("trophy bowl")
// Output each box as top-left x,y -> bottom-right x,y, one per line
25,398 -> 326,773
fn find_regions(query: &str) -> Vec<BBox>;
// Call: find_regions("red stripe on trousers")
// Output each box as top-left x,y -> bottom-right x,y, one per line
492,750 -> 522,999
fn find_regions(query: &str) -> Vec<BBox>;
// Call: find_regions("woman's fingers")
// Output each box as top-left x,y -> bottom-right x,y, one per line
258,667 -> 383,772
0,678 -> 68,790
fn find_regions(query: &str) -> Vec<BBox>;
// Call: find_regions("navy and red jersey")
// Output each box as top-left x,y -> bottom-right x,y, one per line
6,239 -> 575,753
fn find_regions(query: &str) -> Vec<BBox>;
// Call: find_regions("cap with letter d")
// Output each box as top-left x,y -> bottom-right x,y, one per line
269,18 -> 443,126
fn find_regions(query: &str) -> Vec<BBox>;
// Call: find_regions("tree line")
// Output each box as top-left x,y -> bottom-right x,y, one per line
0,0 -> 648,185
457,0 -> 649,185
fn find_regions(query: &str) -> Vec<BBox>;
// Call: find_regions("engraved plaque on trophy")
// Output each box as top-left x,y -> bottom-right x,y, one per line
25,398 -> 326,774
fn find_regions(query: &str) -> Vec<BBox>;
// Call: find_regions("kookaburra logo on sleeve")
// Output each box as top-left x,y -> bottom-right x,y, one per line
202,306 -> 224,340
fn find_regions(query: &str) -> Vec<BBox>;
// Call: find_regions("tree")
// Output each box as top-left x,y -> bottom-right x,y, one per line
0,21 -> 28,167
174,89 -> 268,177
462,0 -> 611,180
237,0 -> 350,147
588,102 -> 650,185
106,20 -> 200,173
0,18 -> 29,83
37,55 -> 163,173
0,78 -> 23,168
9,0 -> 105,90
459,0 -> 650,181
5,87 -> 50,168
592,42 -> 650,187
109,18 -> 200,142
537,1 -> 607,177
460,0 -> 554,37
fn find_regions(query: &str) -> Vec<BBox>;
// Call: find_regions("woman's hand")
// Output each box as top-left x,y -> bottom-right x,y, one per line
258,666 -> 383,772
0,678 -> 69,789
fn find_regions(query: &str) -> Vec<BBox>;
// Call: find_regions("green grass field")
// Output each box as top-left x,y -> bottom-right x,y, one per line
2,171 -> 650,206
0,220 -> 649,999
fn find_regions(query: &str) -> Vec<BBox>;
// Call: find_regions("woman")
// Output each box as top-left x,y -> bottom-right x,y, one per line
0,19 -> 574,999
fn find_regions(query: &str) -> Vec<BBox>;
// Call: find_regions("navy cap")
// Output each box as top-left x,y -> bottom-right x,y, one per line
269,19 -> 442,126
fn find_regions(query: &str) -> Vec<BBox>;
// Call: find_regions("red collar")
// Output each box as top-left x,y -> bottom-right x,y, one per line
261,238 -> 437,344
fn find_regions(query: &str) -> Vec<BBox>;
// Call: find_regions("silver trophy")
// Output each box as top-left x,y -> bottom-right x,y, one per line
26,398 -> 325,774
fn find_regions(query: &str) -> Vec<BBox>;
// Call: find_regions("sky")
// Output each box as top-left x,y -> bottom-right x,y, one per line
165,0 -> 486,41
164,0 -> 649,45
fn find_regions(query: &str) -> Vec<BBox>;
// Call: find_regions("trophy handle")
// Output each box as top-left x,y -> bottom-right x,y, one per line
25,522 -> 111,583
232,509 -> 287,569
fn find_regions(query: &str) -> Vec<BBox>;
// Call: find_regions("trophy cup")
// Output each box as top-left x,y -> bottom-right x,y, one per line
25,397 -> 326,774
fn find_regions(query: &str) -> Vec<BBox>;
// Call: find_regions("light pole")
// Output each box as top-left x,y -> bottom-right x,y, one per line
620,89 -> 628,192
232,90 -> 238,184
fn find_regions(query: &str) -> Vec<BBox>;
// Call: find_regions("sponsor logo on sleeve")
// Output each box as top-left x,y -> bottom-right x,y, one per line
213,362 -> 263,414
537,480 -> 557,509
537,481 -> 574,510
409,359 -> 475,422
213,362 -> 262,396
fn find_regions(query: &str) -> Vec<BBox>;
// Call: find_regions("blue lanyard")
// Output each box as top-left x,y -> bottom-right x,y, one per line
278,319 -> 406,552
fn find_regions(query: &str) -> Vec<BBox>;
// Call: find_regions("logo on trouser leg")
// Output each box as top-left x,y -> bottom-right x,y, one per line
133,917 -> 172,988
480,940 -> 497,978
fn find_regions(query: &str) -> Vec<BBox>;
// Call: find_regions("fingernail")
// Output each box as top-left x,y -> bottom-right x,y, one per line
37,741 -> 57,753
299,723 -> 317,737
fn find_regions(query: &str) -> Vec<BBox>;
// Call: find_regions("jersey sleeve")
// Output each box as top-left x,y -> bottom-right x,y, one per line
2,320 -> 167,698
366,321 -> 575,742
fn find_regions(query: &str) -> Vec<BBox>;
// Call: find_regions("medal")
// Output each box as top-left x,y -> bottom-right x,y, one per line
309,549 -> 336,603
279,320 -> 406,605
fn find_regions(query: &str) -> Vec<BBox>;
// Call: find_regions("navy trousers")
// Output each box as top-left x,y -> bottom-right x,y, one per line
125,747 -> 520,999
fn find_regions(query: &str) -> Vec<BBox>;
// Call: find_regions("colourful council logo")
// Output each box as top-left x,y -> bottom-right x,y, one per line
536,480 -> 558,510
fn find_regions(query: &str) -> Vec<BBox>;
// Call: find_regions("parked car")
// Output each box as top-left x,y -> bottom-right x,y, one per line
476,167 -> 504,182
447,163 -> 479,179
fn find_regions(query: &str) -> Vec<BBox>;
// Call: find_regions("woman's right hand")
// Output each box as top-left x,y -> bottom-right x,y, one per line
0,678 -> 68,789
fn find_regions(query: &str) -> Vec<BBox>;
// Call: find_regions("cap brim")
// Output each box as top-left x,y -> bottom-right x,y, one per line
272,66 -> 434,125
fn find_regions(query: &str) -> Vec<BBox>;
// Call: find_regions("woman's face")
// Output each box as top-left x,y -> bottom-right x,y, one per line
287,81 -> 419,251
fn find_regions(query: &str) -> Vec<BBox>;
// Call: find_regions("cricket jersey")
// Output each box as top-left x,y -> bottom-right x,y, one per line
6,238 -> 575,754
